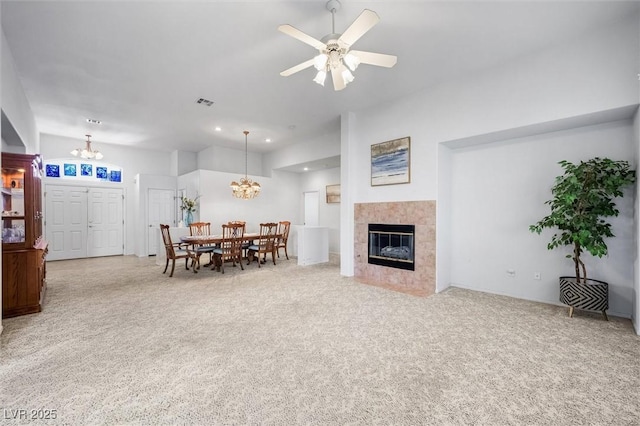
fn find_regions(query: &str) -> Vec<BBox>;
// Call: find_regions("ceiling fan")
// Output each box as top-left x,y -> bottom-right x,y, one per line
278,0 -> 397,91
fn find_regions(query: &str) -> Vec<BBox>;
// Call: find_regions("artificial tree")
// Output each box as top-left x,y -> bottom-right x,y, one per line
530,157 -> 635,283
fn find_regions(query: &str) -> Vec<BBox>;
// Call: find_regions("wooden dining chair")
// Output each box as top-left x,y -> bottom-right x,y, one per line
160,224 -> 198,277
189,221 -> 216,269
212,223 -> 245,273
247,222 -> 278,268
276,220 -> 291,260
228,221 -> 249,257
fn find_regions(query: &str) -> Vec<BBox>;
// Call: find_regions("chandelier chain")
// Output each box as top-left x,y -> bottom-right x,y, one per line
230,130 -> 261,199
244,130 -> 248,178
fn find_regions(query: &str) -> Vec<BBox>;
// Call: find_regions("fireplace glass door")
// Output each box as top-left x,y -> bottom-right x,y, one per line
368,224 -> 415,271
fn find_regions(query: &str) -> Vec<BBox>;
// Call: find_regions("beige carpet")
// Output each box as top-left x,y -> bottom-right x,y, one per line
1,255 -> 638,425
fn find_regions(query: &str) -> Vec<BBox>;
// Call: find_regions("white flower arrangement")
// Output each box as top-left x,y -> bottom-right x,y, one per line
180,194 -> 200,213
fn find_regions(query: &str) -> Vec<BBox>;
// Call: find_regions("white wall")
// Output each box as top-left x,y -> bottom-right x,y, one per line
263,130 -> 340,174
197,144 -> 263,177
40,133 -> 174,255
188,168 -> 302,256
341,13 -> 639,314
1,29 -> 38,153
634,12 -> 640,334
171,150 -> 197,177
450,120 -> 635,317
300,167 -> 341,254
436,144 -> 453,293
1,138 -> 23,153
634,108 -> 640,332
348,16 -> 639,207
340,112 -> 356,276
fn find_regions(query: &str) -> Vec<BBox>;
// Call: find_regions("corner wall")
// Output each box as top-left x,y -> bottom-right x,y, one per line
1,29 -> 38,153
450,120 -> 635,317
634,108 -> 640,332
341,13 -> 639,314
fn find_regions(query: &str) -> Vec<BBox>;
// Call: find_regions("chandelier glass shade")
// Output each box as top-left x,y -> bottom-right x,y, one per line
230,131 -> 261,199
71,134 -> 103,160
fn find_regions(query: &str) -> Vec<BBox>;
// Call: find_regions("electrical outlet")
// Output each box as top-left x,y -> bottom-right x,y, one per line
534,272 -> 541,280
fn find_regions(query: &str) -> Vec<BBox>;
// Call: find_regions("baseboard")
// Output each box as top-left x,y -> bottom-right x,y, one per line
449,284 -> 632,319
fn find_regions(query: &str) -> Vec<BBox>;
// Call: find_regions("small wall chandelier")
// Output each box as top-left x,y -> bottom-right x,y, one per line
230,130 -> 261,199
71,134 -> 103,160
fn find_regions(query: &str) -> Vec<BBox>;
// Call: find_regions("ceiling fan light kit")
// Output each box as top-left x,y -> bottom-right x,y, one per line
278,0 -> 397,91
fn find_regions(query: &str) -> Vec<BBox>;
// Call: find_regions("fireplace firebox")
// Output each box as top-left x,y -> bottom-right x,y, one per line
368,224 -> 415,271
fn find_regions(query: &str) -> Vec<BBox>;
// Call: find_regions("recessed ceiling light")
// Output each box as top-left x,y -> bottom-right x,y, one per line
86,118 -> 101,124
265,138 -> 271,143
215,126 -> 222,131
303,167 -> 309,171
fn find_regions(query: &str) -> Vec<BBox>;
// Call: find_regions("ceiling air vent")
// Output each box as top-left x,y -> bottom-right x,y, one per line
196,98 -> 214,107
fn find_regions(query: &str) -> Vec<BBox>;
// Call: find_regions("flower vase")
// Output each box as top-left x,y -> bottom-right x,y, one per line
184,211 -> 193,226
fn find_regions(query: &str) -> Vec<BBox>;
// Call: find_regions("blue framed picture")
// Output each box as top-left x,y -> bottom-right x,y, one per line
109,170 -> 122,182
45,164 -> 60,178
96,167 -> 108,180
64,163 -> 77,176
371,136 -> 411,186
81,164 -> 92,177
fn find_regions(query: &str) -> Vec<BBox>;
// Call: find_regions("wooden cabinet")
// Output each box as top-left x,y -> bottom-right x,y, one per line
2,152 -> 47,318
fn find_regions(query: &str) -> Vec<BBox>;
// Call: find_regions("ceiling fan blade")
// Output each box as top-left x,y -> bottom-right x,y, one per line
349,50 -> 397,68
331,63 -> 347,91
338,9 -> 380,48
278,24 -> 326,50
280,59 -> 315,77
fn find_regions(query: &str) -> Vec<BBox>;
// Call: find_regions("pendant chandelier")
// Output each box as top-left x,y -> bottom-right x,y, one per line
71,134 -> 103,160
230,131 -> 261,199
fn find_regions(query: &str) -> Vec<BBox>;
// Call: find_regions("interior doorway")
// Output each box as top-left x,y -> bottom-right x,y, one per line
304,191 -> 319,226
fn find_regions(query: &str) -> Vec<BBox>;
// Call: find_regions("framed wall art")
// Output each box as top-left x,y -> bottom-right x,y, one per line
371,136 -> 410,186
326,184 -> 341,203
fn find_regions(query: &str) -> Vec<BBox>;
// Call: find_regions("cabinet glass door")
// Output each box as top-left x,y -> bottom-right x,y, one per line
2,165 -> 26,243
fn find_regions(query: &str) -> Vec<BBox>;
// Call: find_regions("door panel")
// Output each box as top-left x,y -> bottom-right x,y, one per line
88,188 -> 124,257
148,189 -> 176,256
45,185 -> 88,260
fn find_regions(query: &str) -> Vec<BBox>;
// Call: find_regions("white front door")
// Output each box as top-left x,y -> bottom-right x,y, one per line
45,184 -> 124,260
87,188 -> 124,257
45,185 -> 88,260
148,188 -> 176,255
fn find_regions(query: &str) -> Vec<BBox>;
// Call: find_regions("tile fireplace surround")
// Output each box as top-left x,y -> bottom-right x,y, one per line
354,201 -> 436,297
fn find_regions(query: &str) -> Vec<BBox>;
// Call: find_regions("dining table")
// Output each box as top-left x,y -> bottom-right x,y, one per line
180,232 -> 261,246
180,232 -> 280,270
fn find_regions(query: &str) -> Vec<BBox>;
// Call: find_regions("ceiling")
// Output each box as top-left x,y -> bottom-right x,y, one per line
2,1 -> 637,158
